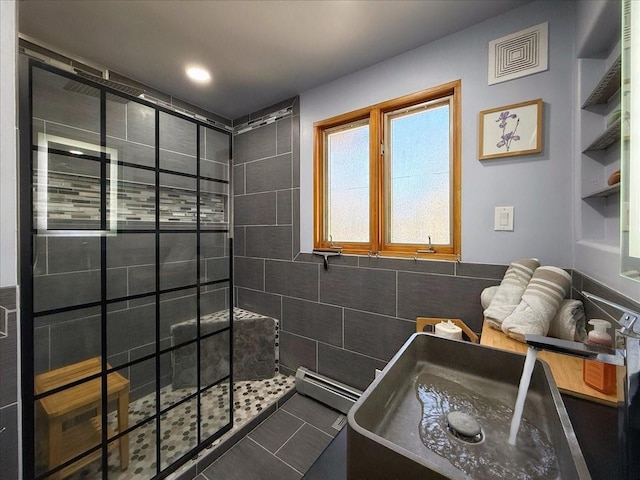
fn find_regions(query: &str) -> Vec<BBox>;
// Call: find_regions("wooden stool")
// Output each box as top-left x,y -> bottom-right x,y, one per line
35,357 -> 129,479
415,317 -> 479,343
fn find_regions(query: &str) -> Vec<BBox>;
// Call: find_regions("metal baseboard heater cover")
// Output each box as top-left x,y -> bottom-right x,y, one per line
295,367 -> 362,414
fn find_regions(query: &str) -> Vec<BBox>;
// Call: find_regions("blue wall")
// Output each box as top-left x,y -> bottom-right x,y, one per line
300,0 -> 576,268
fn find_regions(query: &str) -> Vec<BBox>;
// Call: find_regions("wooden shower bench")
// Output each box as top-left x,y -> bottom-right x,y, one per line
34,357 -> 129,479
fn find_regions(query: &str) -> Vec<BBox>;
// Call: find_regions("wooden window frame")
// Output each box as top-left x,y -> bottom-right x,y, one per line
314,80 -> 461,260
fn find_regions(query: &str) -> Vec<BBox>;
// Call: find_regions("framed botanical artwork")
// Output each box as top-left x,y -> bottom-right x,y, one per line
478,98 -> 542,160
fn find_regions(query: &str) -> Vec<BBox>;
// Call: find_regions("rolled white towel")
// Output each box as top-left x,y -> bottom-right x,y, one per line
480,285 -> 499,310
501,266 -> 572,343
483,258 -> 540,330
548,299 -> 587,342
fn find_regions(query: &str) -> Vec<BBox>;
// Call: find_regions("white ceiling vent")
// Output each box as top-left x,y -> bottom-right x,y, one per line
488,22 -> 548,85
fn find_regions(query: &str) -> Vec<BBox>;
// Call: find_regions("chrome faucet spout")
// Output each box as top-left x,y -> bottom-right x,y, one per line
524,334 -> 624,366
582,291 -> 640,339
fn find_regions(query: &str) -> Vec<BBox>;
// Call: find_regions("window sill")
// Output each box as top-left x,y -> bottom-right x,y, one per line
318,250 -> 460,262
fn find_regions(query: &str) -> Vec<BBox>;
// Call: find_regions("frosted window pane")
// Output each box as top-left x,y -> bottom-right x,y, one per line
388,104 -> 450,244
327,124 -> 369,242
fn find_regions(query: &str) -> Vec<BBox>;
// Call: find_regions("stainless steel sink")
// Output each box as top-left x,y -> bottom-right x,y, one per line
347,333 -> 591,479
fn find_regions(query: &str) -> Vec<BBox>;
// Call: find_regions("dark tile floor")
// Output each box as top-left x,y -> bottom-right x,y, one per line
56,375 -> 296,480
198,394 -> 344,480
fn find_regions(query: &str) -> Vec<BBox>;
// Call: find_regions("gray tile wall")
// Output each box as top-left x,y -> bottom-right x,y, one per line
0,286 -> 18,480
571,272 -> 640,325
231,98 -> 640,393
33,233 -> 230,399
232,98 -> 507,391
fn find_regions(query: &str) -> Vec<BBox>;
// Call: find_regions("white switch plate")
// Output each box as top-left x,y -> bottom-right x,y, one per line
494,206 -> 514,231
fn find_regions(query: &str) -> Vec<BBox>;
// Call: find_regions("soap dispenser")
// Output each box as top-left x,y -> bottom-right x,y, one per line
583,319 -> 616,394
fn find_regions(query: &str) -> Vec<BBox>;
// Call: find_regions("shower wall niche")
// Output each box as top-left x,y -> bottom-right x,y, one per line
20,59 -> 233,479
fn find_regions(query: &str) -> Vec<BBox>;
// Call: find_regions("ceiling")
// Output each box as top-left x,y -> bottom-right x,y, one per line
18,0 -> 530,120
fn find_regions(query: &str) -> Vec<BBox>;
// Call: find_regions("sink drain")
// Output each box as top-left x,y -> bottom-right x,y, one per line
447,411 -> 484,444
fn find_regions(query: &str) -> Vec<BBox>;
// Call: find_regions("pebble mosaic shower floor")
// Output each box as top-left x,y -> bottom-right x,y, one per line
64,374 -> 295,480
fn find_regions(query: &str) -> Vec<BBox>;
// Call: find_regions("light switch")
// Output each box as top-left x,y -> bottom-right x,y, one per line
494,206 -> 514,231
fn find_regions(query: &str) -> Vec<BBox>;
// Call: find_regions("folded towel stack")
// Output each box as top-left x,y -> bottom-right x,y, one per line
483,258 -> 540,331
501,266 -> 572,342
482,285 -> 587,342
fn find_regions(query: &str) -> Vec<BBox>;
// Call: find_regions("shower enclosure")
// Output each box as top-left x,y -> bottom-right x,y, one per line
19,58 -> 233,479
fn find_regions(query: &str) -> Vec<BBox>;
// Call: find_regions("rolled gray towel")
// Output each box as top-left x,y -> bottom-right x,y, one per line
548,299 -> 587,342
483,258 -> 540,330
501,266 -> 572,343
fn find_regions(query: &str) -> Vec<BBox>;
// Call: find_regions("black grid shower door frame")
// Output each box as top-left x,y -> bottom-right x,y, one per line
19,57 -> 234,480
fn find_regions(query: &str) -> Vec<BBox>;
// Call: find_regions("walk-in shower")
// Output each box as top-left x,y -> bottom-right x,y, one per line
19,57 -> 236,479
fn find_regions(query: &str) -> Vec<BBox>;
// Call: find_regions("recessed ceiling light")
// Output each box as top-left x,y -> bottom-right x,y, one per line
186,66 -> 211,84
69,150 -> 84,155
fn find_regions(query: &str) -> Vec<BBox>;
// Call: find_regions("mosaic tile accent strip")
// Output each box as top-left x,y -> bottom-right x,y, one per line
59,375 -> 295,480
35,171 -> 227,228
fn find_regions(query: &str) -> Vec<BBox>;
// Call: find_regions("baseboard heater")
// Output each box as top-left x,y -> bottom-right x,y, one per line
295,367 -> 362,414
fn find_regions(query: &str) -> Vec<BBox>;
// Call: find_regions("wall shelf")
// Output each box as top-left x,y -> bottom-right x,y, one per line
582,55 -> 621,108
577,28 -> 622,260
577,239 -> 620,254
583,119 -> 621,152
582,183 -> 620,199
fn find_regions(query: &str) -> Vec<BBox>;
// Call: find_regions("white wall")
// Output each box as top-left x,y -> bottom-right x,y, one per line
300,0 -> 576,267
573,0 -> 640,302
575,0 -> 620,57
0,0 -> 18,288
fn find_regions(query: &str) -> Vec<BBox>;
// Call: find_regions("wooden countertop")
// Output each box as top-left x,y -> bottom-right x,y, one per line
480,322 -> 621,406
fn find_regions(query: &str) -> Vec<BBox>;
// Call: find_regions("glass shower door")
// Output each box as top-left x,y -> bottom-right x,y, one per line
21,58 -> 233,480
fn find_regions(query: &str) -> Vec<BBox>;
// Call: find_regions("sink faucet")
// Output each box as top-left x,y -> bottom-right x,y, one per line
524,291 -> 640,480
525,334 -> 624,365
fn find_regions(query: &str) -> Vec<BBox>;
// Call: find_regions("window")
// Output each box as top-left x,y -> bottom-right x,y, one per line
314,80 -> 461,259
